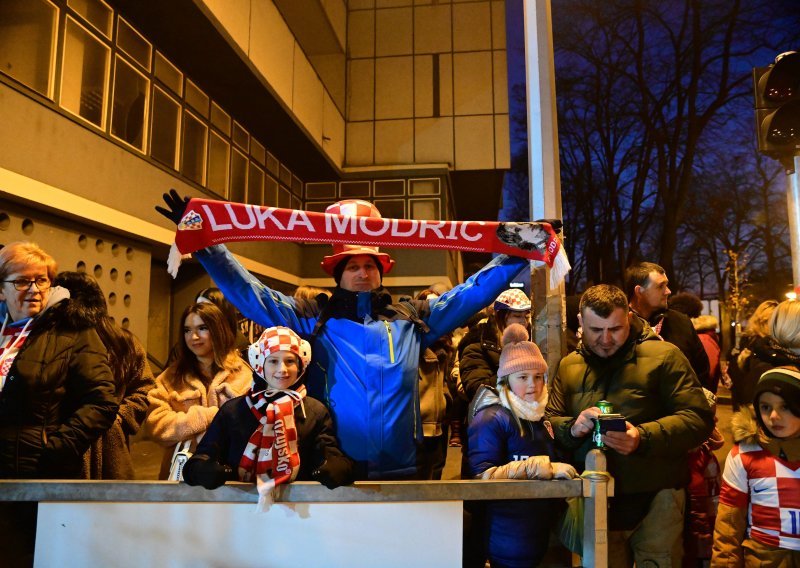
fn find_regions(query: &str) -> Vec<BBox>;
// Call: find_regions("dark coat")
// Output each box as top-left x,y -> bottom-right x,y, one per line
727,335 -> 800,409
459,319 -> 501,403
546,317 -> 714,495
468,387 -> 561,568
82,337 -> 155,479
0,296 -> 119,479
183,387 -> 350,484
649,308 -> 711,391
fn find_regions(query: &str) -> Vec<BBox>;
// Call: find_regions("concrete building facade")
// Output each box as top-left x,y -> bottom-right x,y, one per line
0,0 -> 512,364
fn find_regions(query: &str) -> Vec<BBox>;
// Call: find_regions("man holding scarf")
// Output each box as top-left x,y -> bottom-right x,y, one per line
157,193 -> 529,480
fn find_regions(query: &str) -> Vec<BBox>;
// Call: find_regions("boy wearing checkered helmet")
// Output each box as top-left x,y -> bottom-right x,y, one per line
713,366 -> 800,565
183,326 -> 353,500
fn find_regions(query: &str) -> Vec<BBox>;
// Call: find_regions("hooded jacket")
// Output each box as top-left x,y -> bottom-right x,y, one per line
195,244 -> 528,479
0,289 -> 119,478
545,316 -> 714,494
712,408 -> 800,565
467,386 -> 561,568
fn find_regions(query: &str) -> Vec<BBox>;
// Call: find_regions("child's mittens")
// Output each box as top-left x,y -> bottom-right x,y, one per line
481,455 -> 554,480
312,456 -> 355,489
184,457 -> 231,490
552,462 -> 578,479
523,455 -> 554,480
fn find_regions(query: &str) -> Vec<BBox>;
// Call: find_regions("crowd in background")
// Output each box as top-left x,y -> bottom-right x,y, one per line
1,211 -> 799,567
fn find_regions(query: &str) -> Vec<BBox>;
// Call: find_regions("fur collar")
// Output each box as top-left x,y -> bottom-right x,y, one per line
732,406 -> 800,461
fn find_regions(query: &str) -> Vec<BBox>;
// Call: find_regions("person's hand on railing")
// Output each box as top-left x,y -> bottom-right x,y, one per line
155,189 -> 190,225
552,462 -> 578,479
312,455 -> 355,489
480,455 -> 556,480
183,457 -> 231,490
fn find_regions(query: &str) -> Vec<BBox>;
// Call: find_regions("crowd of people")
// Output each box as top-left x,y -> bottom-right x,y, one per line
0,195 -> 798,566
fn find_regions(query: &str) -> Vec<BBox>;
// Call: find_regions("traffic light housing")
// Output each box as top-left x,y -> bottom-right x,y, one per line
754,51 -> 800,169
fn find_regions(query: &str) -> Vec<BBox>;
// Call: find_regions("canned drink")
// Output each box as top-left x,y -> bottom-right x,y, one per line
593,400 -> 613,448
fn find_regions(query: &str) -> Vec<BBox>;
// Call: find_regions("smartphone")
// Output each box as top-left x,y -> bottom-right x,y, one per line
597,414 -> 627,434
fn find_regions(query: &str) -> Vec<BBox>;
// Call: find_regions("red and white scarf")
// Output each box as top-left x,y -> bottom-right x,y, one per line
168,199 -> 571,287
0,315 -> 34,392
239,385 -> 307,511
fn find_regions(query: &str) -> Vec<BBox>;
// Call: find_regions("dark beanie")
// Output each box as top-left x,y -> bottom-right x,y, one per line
754,366 -> 800,436
332,255 -> 384,285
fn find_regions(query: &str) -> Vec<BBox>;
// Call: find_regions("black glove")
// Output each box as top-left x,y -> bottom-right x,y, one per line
535,218 -> 563,233
155,189 -> 190,225
183,456 -> 231,490
312,456 -> 355,490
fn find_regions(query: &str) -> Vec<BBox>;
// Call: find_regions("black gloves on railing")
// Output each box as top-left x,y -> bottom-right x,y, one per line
312,456 -> 355,490
183,457 -> 232,490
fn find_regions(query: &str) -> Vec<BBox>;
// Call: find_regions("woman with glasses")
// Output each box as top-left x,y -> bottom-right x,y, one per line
145,302 -> 251,479
0,241 -> 118,563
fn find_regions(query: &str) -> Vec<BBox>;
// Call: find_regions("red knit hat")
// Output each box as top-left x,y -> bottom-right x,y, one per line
497,324 -> 548,380
320,200 -> 395,276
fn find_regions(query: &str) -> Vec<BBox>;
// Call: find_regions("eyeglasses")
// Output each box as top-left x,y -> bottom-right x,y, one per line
3,277 -> 51,291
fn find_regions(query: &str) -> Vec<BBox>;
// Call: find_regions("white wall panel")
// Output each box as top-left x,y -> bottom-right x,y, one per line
455,115 -> 494,170
250,0 -> 295,107
323,90 -> 346,165
199,0 -> 251,53
293,44 -> 324,142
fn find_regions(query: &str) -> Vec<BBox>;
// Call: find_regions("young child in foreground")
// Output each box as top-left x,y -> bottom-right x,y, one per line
183,326 -> 353,506
468,323 -> 577,568
712,366 -> 800,565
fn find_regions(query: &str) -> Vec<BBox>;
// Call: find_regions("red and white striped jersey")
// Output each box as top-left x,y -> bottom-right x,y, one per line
720,442 -> 800,551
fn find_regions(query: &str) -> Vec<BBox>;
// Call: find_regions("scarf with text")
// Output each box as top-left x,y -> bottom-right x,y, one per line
239,385 -> 306,511
168,199 -> 570,287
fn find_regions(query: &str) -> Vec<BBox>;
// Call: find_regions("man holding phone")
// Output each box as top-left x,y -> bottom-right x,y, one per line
546,284 -> 713,567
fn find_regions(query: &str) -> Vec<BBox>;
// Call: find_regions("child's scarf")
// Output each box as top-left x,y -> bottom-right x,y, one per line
167,199 -> 570,287
239,385 -> 307,511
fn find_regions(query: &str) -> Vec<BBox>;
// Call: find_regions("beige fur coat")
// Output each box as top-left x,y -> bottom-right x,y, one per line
145,353 -> 251,478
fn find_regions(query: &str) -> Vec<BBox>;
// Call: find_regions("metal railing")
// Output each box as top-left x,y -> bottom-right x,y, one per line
0,450 -> 612,567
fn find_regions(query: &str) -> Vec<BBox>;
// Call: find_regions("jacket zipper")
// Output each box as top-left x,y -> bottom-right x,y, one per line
383,321 -> 395,363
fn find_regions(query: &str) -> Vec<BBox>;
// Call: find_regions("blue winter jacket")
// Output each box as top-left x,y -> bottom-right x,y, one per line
195,245 -> 527,479
468,386 -> 562,568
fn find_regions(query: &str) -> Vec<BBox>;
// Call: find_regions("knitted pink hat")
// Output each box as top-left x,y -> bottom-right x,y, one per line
497,324 -> 548,380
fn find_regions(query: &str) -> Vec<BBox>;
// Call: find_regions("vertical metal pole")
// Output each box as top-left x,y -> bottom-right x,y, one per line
522,0 -> 566,366
582,449 -> 610,568
787,155 -> 800,290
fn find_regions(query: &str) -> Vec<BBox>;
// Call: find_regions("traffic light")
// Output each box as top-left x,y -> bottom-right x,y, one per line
754,51 -> 800,169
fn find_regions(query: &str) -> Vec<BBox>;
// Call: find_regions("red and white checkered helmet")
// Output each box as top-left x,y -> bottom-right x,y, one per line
493,288 -> 532,312
248,326 -> 312,378
320,199 -> 395,276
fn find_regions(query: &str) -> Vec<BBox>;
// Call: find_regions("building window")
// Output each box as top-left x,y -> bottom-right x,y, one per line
0,0 -> 58,98
181,110 -> 207,184
67,0 -> 111,39
207,130 -> 230,195
154,51 -> 181,96
185,78 -> 208,118
60,16 -> 110,129
248,162 -> 264,205
229,148 -> 248,203
265,175 -> 279,207
110,55 -> 148,150
150,86 -> 180,169
116,17 -> 151,71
